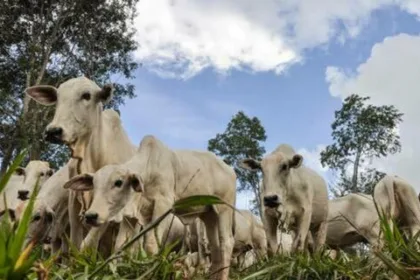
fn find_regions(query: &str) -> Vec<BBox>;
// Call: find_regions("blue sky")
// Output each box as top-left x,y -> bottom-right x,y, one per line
116,1 -> 420,209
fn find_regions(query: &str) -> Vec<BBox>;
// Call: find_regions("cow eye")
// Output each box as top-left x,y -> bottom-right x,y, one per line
279,163 -> 288,172
114,179 -> 123,188
81,92 -> 91,101
32,213 -> 41,222
40,172 -> 45,176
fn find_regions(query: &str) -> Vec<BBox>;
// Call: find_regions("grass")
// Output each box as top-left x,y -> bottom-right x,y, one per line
1,152 -> 420,279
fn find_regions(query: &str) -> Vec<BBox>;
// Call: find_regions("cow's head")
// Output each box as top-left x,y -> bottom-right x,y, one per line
25,77 -> 113,155
26,205 -> 55,244
17,161 -> 54,201
63,165 -> 143,226
239,152 -> 303,211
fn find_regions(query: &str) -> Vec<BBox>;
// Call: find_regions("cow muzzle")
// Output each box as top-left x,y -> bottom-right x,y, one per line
18,190 -> 29,201
44,126 -> 64,144
263,195 -> 280,208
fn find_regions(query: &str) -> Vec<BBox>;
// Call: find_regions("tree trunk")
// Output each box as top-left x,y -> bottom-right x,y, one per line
251,177 -> 263,219
351,149 -> 362,193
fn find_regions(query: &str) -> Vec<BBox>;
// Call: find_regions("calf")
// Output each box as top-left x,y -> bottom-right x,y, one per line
240,144 -> 328,254
64,135 -> 236,280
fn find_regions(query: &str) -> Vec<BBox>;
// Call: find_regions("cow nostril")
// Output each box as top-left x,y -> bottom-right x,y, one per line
44,127 -> 64,143
85,213 -> 98,222
46,212 -> 54,223
18,190 -> 29,200
263,195 -> 280,207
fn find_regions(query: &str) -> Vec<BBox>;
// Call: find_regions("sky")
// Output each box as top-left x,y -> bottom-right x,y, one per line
115,0 -> 420,210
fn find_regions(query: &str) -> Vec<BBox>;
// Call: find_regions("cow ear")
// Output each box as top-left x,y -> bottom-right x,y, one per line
239,158 -> 261,171
289,154 -> 303,169
127,173 -> 144,193
63,173 -> 94,191
97,84 -> 113,104
15,167 -> 26,176
25,85 -> 58,106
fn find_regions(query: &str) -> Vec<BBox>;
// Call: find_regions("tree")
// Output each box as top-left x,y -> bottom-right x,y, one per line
0,0 -> 140,174
320,94 -> 403,194
208,111 -> 267,216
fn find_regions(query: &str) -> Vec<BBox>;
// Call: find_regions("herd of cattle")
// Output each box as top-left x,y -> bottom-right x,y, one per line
1,76 -> 420,279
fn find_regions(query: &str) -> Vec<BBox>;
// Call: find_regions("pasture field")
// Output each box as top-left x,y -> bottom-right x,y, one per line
1,153 -> 419,280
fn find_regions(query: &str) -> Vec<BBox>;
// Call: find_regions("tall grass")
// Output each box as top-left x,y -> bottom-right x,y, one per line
1,153 -> 420,279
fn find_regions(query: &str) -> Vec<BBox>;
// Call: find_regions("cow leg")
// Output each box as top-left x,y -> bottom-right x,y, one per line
68,192 -> 84,249
80,224 -> 109,253
292,207 -> 311,253
144,203 -> 172,256
198,220 -> 211,270
201,210 -> 223,279
204,206 -> 234,280
312,220 -> 327,253
263,213 -> 278,256
114,218 -> 138,254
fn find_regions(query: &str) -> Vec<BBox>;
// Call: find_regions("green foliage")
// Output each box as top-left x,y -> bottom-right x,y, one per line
208,111 -> 267,216
0,0 -> 140,174
320,94 -> 403,194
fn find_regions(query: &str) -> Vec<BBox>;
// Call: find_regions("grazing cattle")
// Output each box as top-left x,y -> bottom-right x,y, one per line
374,175 -> 420,239
26,77 -> 136,255
325,193 -> 380,250
233,210 -> 267,261
240,144 -> 329,254
64,135 -> 236,280
26,162 -> 71,254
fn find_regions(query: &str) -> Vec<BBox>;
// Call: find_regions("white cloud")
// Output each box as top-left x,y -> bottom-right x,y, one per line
325,33 -> 420,192
133,0 -> 420,79
297,145 -> 329,177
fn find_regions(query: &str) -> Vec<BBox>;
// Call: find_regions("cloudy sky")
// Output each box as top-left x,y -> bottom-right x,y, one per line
116,0 -> 420,210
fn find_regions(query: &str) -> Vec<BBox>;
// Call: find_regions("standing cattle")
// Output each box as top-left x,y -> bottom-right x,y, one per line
26,162 -> 71,254
64,135 -> 236,280
0,174 -> 24,220
16,160 -> 54,201
1,160 -> 54,221
26,77 -> 136,255
325,193 -> 380,250
374,175 -> 420,239
240,144 -> 329,254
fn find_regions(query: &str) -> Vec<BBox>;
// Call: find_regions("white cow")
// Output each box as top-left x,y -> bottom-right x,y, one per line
26,77 -> 136,256
1,160 -> 53,220
374,175 -> 420,239
64,135 -> 237,280
240,144 -> 329,254
0,174 -> 24,220
26,162 -> 71,254
16,160 -> 54,201
325,193 -> 380,250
